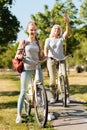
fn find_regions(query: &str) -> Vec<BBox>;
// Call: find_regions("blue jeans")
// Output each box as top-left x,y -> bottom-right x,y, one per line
17,67 -> 43,115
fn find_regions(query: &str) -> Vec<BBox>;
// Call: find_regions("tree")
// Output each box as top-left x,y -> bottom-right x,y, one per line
0,42 -> 18,68
30,0 -> 82,55
80,0 -> 87,23
0,0 -> 20,47
78,0 -> 87,40
0,0 -> 20,68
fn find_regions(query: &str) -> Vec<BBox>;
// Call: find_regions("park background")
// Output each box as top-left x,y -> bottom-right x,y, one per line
0,0 -> 87,130
0,0 -> 87,70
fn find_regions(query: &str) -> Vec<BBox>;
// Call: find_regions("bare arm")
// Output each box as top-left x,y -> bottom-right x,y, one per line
15,40 -> 25,59
44,46 -> 48,57
63,14 -> 70,39
38,41 -> 45,60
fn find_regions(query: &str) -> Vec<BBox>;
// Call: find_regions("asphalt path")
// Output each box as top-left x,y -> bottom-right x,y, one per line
48,96 -> 87,130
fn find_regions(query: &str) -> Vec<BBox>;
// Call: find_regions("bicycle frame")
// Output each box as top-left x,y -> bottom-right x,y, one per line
24,58 -> 48,127
58,60 -> 67,86
50,55 -> 71,107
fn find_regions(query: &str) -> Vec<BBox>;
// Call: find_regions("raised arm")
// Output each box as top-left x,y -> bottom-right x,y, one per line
63,14 -> 70,39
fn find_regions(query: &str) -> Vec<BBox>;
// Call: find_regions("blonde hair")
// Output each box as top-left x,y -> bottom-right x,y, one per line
50,24 -> 62,38
25,21 -> 37,33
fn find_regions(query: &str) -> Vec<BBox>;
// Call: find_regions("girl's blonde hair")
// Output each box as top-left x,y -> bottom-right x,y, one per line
50,24 -> 62,38
25,21 -> 37,33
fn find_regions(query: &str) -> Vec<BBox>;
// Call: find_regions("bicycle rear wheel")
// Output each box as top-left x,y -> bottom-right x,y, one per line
24,93 -> 31,116
34,83 -> 48,127
60,75 -> 67,107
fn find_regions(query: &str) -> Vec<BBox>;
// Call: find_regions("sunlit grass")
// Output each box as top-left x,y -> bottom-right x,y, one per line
1,70 -> 87,129
71,93 -> 87,102
44,69 -> 87,103
0,71 -> 53,130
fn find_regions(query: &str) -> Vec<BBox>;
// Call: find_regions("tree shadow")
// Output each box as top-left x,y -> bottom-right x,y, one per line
70,84 -> 87,94
52,108 -> 87,128
0,101 -> 17,109
0,73 -> 20,81
0,91 -> 19,109
0,91 -> 19,96
50,99 -> 87,129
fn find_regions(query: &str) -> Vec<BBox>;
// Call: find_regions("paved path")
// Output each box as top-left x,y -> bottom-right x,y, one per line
48,98 -> 87,130
46,89 -> 87,130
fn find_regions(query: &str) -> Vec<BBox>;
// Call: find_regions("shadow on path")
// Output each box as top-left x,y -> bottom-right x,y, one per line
49,99 -> 87,130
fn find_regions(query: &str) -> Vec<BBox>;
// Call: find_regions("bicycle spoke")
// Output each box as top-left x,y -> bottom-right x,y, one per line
34,84 -> 48,127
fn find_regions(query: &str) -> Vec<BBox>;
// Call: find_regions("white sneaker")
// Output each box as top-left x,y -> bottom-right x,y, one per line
67,97 -> 70,104
48,113 -> 55,121
49,98 -> 56,104
16,115 -> 22,123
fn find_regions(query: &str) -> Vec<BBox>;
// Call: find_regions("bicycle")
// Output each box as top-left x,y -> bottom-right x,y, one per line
23,58 -> 48,127
50,55 -> 71,107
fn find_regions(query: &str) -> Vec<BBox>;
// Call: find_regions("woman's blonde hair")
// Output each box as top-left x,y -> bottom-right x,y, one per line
50,24 -> 62,38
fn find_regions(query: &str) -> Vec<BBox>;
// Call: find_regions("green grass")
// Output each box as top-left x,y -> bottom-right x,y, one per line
70,84 -> 87,103
68,71 -> 87,103
1,70 -> 87,129
0,71 -> 53,130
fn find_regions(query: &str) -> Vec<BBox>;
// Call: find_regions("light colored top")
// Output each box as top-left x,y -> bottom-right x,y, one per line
44,35 -> 65,59
23,41 -> 40,70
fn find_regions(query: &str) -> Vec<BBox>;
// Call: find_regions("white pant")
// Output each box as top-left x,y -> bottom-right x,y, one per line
47,58 -> 69,94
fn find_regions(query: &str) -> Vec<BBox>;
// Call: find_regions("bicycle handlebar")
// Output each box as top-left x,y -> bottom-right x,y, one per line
23,56 -> 48,65
49,55 -> 72,62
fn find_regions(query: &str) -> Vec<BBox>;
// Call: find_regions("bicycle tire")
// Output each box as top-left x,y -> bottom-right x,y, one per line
59,75 -> 67,107
34,83 -> 48,127
24,94 -> 31,116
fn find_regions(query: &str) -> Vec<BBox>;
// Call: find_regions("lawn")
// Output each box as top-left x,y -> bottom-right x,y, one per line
44,68 -> 87,103
68,71 -> 87,102
0,70 -> 87,130
0,71 -> 53,130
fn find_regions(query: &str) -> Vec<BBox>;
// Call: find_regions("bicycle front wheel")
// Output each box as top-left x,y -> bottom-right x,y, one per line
34,83 -> 48,127
59,75 -> 67,107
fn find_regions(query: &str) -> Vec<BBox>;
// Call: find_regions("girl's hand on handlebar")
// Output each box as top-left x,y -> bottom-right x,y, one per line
16,54 -> 24,60
40,56 -> 48,61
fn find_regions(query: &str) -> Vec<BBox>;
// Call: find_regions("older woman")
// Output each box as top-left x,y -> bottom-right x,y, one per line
44,14 -> 70,104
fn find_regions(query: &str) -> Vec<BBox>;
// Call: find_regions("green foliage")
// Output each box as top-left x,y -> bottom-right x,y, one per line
0,0 -> 21,68
0,43 -> 18,68
30,0 -> 87,66
0,0 -> 13,4
30,0 -> 80,54
71,39 -> 87,66
0,0 -> 20,47
80,0 -> 87,23
0,0 -> 87,68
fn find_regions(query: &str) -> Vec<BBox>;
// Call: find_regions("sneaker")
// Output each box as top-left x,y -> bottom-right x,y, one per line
49,98 -> 56,104
48,113 -> 55,121
67,97 -> 70,104
16,115 -> 22,123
